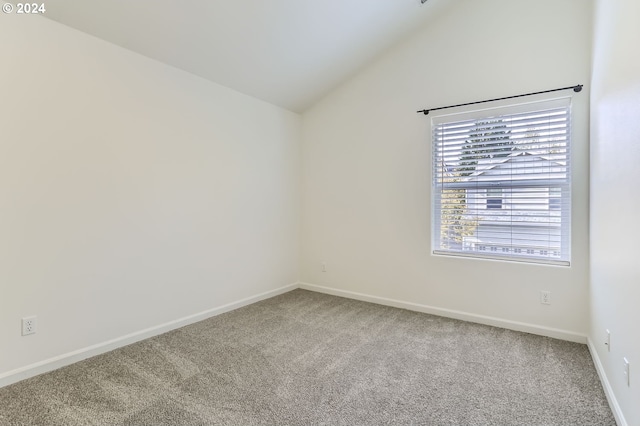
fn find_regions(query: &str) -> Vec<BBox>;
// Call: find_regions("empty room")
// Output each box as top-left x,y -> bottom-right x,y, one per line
0,0 -> 638,424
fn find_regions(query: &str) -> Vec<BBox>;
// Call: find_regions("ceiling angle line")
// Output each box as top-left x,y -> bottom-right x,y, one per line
416,84 -> 583,115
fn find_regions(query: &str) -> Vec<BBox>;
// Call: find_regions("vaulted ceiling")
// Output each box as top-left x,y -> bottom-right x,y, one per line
44,0 -> 445,112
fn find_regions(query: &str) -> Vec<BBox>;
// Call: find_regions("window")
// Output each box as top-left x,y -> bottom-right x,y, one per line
486,188 -> 503,209
432,98 -> 571,265
549,188 -> 561,210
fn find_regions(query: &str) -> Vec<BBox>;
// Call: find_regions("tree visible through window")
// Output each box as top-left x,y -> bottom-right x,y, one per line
432,98 -> 572,265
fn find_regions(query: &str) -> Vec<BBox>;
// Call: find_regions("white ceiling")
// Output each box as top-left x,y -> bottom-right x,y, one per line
43,0 -> 445,112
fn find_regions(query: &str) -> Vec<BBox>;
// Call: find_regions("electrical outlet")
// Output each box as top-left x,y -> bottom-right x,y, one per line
623,358 -> 630,387
540,291 -> 551,305
605,329 -> 611,352
21,316 -> 37,336
321,262 -> 327,272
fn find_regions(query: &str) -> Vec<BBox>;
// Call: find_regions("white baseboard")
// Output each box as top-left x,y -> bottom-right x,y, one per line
0,283 -> 298,389
298,282 -> 587,344
587,338 -> 627,426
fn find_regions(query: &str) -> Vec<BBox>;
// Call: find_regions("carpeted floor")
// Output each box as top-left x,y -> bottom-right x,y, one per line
0,289 -> 615,425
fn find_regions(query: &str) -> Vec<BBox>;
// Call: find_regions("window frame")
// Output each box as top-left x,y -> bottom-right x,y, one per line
430,96 -> 572,266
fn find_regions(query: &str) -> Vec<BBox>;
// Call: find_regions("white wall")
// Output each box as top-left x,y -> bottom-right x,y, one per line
0,16 -> 300,380
590,0 -> 640,424
301,0 -> 592,339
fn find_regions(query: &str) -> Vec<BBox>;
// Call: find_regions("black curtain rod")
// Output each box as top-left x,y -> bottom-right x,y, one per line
416,84 -> 583,115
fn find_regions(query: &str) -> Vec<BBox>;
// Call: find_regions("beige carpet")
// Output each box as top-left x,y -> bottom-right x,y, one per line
0,289 -> 615,425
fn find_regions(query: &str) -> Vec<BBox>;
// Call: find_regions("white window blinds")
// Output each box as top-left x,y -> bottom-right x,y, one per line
432,98 -> 571,265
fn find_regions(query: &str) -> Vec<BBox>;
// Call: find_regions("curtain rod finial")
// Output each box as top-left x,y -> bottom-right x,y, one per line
573,85 -> 583,93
